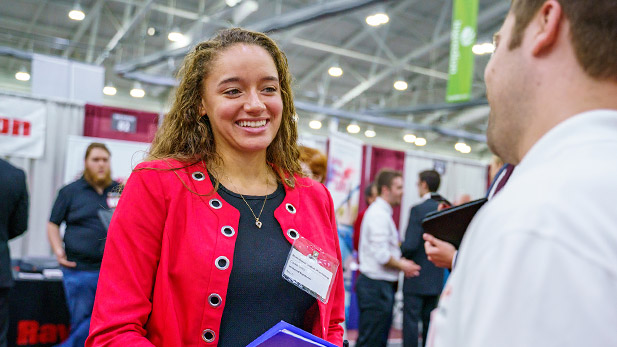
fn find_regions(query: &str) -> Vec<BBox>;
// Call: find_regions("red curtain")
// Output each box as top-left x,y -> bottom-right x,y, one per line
84,104 -> 158,143
358,145 -> 406,229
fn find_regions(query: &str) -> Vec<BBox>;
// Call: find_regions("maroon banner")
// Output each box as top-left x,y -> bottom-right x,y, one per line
84,104 -> 158,143
358,145 -> 406,229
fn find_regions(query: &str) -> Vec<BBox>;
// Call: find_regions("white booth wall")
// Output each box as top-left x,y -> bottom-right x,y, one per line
2,91 -> 85,258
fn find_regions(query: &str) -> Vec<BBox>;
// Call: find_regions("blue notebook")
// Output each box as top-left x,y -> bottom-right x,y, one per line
247,321 -> 338,347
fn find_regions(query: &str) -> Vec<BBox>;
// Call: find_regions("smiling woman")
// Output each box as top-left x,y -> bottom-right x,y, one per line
85,28 -> 345,347
200,44 -> 283,164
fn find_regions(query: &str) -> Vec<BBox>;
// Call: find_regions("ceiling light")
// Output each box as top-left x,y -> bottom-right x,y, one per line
226,0 -> 242,7
403,133 -> 416,143
167,29 -> 185,42
103,85 -> 117,96
15,70 -> 30,81
147,27 -> 156,36
414,137 -> 427,146
364,127 -> 376,138
366,13 -> 389,27
393,80 -> 408,91
347,122 -> 360,134
328,66 -> 343,77
309,120 -> 322,130
460,144 -> 471,154
455,141 -> 467,152
130,83 -> 145,98
68,3 -> 85,21
472,42 -> 495,55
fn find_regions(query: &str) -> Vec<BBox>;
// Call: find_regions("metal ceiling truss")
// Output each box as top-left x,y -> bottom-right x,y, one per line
113,0 -> 392,85
294,100 -> 486,142
330,1 -> 510,109
295,0 -> 416,89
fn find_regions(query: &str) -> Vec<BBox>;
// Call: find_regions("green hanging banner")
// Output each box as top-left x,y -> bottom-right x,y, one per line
446,0 -> 479,103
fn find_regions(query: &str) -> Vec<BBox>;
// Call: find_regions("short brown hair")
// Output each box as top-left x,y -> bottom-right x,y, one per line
419,170 -> 440,192
85,143 -> 110,160
375,169 -> 402,196
148,28 -> 301,186
509,0 -> 617,81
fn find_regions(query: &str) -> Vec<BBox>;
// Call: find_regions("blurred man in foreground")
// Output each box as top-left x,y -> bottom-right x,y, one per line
429,1 -> 617,346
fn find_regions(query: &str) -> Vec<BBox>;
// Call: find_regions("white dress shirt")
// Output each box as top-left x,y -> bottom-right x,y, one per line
429,110 -> 617,347
358,197 -> 401,282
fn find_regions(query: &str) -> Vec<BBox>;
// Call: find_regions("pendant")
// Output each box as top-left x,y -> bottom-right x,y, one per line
256,220 -> 262,228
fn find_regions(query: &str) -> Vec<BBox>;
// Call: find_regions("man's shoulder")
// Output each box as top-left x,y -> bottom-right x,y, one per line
62,178 -> 87,191
412,199 -> 439,214
0,159 -> 25,179
364,200 -> 385,216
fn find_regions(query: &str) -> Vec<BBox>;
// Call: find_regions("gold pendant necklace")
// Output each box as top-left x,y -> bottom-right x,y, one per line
224,174 -> 269,229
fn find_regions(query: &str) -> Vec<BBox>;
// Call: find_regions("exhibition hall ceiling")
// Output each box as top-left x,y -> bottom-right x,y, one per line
0,0 -> 509,159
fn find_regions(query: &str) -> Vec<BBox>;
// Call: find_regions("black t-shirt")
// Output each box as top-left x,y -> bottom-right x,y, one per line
49,177 -> 119,270
210,173 -> 316,346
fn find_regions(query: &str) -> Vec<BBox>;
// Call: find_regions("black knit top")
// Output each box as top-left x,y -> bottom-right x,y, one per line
210,173 -> 316,346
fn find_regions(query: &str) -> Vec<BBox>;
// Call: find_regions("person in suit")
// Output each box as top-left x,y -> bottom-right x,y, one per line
422,162 -> 515,270
401,170 -> 444,347
0,159 -> 29,347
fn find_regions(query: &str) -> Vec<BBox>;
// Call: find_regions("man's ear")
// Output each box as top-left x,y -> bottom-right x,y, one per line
531,0 -> 563,56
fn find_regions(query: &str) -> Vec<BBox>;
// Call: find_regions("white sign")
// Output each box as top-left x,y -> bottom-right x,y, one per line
283,247 -> 333,300
63,135 -> 151,185
0,96 -> 46,159
326,133 -> 363,226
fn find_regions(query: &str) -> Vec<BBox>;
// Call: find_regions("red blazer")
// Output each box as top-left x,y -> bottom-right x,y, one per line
86,160 -> 345,346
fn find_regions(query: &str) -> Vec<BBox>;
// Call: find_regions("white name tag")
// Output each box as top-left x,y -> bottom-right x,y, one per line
282,237 -> 339,303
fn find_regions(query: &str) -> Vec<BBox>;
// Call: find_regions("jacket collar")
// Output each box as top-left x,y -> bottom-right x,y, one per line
374,196 -> 393,215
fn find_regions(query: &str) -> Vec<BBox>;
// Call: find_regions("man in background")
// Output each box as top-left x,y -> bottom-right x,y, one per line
430,1 -> 617,346
47,143 -> 119,347
356,169 -> 420,347
401,170 -> 444,347
0,159 -> 28,347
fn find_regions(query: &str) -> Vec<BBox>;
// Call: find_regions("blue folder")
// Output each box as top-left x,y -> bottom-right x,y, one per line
247,321 -> 338,347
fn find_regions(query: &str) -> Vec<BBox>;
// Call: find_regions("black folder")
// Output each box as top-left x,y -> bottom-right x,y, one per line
421,198 -> 487,249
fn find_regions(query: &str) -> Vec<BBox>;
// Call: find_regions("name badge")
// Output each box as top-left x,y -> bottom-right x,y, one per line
106,192 -> 121,209
282,237 -> 339,303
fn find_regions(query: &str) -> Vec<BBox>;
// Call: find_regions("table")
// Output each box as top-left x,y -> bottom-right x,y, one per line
7,276 -> 69,347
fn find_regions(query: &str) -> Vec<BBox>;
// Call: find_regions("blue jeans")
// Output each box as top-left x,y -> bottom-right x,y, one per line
57,268 -> 99,347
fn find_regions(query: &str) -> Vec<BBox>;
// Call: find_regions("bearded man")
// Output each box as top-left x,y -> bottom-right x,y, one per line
47,143 -> 119,347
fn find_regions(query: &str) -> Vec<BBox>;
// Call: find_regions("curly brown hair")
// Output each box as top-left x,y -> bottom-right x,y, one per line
147,28 -> 302,187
